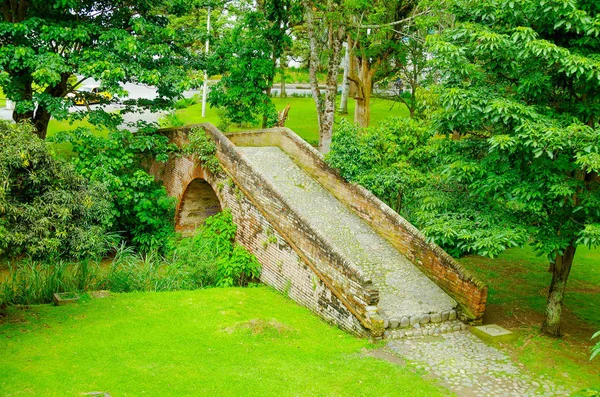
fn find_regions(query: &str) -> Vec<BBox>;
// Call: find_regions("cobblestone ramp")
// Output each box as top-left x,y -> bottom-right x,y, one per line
238,146 -> 459,329
387,332 -> 574,396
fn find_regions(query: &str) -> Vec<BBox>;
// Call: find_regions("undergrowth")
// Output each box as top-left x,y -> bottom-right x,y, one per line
0,210 -> 260,306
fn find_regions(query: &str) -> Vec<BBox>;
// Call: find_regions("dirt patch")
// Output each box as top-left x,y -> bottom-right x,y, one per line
223,318 -> 294,336
362,347 -> 406,366
90,290 -> 111,298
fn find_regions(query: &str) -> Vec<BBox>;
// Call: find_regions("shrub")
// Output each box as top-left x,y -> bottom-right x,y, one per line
0,211 -> 261,306
0,121 -> 114,260
173,210 -> 260,287
183,127 -> 221,174
159,112 -> 185,127
52,127 -> 177,254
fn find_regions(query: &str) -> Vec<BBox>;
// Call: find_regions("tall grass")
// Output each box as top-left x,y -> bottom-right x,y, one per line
0,211 -> 261,306
0,260 -> 103,305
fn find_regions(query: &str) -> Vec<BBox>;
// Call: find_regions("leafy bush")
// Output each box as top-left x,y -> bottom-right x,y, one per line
53,127 -> 177,254
174,95 -> 200,110
175,210 -> 261,287
159,112 -> 185,127
184,127 -> 222,174
0,121 -> 114,260
0,211 -> 261,306
327,118 -> 528,258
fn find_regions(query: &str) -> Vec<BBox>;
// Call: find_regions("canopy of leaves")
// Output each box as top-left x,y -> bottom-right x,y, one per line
0,121 -> 113,260
207,0 -> 298,127
327,118 -> 528,257
0,0 -> 202,134
424,0 -> 600,259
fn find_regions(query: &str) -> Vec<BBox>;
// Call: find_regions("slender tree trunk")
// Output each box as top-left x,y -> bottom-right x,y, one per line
305,4 -> 323,134
262,86 -> 272,128
541,243 -> 576,337
304,0 -> 345,153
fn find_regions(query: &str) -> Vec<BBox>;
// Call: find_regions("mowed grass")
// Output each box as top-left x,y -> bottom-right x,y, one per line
459,246 -> 600,390
176,96 -> 409,146
0,287 -> 448,397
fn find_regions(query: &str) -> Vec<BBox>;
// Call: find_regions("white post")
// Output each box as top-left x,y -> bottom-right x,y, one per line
339,42 -> 350,114
201,6 -> 211,118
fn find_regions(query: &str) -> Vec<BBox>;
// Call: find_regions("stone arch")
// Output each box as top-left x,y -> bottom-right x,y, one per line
176,177 -> 222,234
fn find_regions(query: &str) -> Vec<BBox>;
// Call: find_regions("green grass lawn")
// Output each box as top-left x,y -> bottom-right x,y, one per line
459,246 -> 600,390
0,287 -> 448,397
176,96 -> 409,146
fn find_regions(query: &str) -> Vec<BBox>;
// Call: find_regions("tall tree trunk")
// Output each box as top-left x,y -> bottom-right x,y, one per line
305,4 -> 323,135
541,243 -> 576,337
304,0 -> 345,153
13,72 -> 71,139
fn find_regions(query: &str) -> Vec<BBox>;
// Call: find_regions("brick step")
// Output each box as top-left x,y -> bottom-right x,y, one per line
383,319 -> 468,339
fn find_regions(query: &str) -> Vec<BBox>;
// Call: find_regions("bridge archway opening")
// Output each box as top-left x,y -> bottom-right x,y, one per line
176,178 -> 222,235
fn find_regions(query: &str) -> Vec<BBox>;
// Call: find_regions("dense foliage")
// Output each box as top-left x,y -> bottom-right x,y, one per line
0,0 -> 201,138
183,126 -> 221,174
175,210 -> 261,288
208,0 -> 297,128
428,0 -> 600,336
0,121 -> 113,261
0,210 -> 261,306
327,118 -> 528,258
593,331 -> 600,361
52,127 -> 177,254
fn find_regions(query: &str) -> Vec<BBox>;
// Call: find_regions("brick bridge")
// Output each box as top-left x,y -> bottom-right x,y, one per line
147,124 -> 487,340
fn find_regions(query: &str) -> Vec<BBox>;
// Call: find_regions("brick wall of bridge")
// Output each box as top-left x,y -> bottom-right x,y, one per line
147,127 -> 369,337
227,128 -> 488,321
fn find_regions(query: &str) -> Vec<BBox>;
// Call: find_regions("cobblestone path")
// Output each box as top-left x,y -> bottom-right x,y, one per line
387,332 -> 575,397
238,146 -> 457,320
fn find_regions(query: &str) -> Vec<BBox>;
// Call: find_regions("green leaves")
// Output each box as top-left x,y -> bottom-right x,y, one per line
184,127 -> 221,174
0,121 -> 114,260
426,0 -> 600,262
0,0 -> 202,136
52,126 -> 177,254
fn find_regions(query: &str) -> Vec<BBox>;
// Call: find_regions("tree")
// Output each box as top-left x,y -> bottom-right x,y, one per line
208,0 -> 298,128
303,0 -> 346,153
345,0 -> 419,127
427,0 -> 600,336
0,0 -> 201,139
0,121 -> 114,260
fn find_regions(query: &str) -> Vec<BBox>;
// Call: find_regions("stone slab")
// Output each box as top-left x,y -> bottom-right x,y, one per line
471,324 -> 518,343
